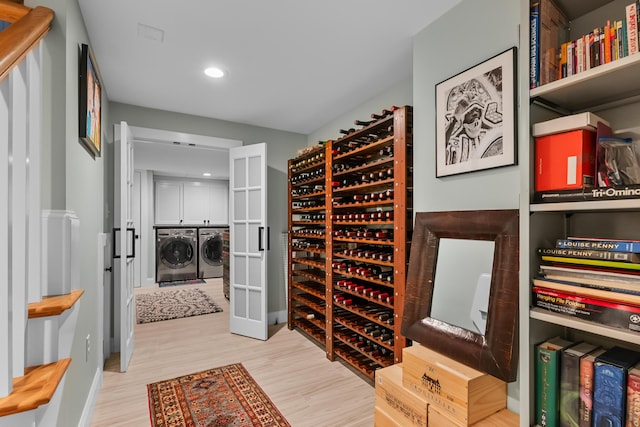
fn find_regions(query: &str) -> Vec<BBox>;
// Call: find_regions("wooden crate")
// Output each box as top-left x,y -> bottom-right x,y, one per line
429,406 -> 519,427
402,345 -> 506,425
375,364 -> 428,427
374,406 -> 403,427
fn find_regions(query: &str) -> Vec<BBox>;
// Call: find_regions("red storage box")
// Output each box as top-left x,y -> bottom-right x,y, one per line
535,129 -> 596,191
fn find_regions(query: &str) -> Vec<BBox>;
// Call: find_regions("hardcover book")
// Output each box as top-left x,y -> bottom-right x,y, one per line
556,238 -> 640,253
532,286 -> 640,333
540,254 -> 640,271
579,347 -> 606,427
540,264 -> 640,284
531,2 -> 541,89
533,184 -> 640,204
627,362 -> 640,426
593,347 -> 640,427
560,342 -> 601,427
532,277 -> 640,305
539,247 -> 640,262
536,336 -> 574,427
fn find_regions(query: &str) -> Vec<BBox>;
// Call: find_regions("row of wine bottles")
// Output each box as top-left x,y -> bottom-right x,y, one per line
332,261 -> 393,281
332,211 -> 393,221
292,240 -> 324,250
332,147 -> 393,172
337,329 -> 393,359
291,185 -> 324,197
335,279 -> 394,304
290,168 -> 325,185
336,246 -> 393,263
332,228 -> 392,241
334,344 -> 384,372
290,150 -> 325,171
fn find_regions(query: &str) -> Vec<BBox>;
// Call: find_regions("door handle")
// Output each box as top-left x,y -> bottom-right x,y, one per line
258,226 -> 264,251
267,226 -> 270,250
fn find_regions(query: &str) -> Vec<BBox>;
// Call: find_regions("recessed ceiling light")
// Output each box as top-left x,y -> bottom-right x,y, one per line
204,67 -> 225,78
203,172 -> 212,177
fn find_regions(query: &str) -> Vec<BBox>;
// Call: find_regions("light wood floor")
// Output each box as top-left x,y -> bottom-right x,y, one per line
90,279 -> 375,427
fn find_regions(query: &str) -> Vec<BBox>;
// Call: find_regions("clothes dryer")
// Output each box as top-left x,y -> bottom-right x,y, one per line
198,227 -> 225,279
156,228 -> 198,283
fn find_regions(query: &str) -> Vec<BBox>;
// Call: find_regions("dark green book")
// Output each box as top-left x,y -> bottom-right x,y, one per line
536,336 -> 574,427
560,342 -> 600,427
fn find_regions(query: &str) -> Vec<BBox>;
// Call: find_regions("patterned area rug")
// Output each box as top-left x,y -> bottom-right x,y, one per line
147,363 -> 291,427
136,288 -> 223,324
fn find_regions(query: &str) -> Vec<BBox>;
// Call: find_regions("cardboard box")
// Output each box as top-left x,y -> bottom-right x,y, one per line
402,345 -> 506,425
374,406 -> 403,427
534,129 -> 596,191
375,364 -> 428,427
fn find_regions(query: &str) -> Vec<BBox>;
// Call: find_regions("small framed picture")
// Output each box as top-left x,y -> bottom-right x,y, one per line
435,47 -> 517,178
79,43 -> 102,158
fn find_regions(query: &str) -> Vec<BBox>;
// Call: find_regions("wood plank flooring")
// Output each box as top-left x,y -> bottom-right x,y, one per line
90,279 -> 375,426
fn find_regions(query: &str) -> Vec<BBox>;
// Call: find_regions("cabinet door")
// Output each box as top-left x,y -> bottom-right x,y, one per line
155,181 -> 182,224
182,182 -> 211,225
209,180 -> 229,225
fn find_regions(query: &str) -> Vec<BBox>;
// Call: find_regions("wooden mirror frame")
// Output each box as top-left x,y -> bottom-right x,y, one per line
401,209 -> 519,382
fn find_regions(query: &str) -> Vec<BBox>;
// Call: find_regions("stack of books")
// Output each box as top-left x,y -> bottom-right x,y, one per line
533,236 -> 640,333
530,0 -> 640,88
535,340 -> 640,427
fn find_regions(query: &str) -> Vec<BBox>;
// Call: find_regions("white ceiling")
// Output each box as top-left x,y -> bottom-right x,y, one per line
78,0 -> 461,135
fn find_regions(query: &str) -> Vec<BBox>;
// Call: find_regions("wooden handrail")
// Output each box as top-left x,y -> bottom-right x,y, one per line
0,2 -> 54,83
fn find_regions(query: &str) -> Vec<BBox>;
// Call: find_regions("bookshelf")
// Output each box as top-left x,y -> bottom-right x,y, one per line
525,0 -> 640,425
287,106 -> 413,380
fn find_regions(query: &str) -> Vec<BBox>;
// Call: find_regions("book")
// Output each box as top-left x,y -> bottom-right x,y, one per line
579,347 -> 606,427
539,247 -> 640,262
532,112 -> 611,138
628,2 -> 639,56
593,347 -> 640,427
538,270 -> 640,296
536,336 -> 575,427
531,2 -> 541,88
533,277 -> 640,305
560,342 -> 601,427
556,238 -> 640,253
540,264 -> 640,285
532,286 -> 640,333
538,0 -> 568,86
627,362 -> 640,426
540,254 -> 640,271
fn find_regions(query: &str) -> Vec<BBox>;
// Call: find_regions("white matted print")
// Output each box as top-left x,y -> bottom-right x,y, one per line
436,47 -> 517,178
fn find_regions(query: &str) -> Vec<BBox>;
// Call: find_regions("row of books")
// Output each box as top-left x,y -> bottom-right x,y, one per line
531,0 -> 640,89
534,236 -> 640,333
535,338 -> 640,427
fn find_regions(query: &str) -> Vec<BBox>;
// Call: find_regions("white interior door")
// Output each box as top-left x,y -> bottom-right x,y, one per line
229,143 -> 268,340
114,121 -> 135,372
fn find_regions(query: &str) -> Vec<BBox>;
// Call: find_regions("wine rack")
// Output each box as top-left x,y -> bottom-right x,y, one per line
288,106 -> 413,380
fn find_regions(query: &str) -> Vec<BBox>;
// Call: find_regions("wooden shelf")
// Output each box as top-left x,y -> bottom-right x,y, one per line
530,198 -> 640,212
28,289 -> 84,319
0,358 -> 71,417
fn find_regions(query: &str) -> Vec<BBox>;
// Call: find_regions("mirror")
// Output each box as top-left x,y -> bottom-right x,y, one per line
401,209 -> 519,382
430,238 -> 495,335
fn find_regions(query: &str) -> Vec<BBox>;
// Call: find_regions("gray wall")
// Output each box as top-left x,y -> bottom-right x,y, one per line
412,0 -> 522,410
307,77 -> 413,145
27,0 -> 108,425
108,103 -> 308,317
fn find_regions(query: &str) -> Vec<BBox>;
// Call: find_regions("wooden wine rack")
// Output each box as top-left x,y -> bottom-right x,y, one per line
287,106 -> 413,380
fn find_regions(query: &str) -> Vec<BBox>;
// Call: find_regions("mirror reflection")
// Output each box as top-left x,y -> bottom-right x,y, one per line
429,238 -> 495,335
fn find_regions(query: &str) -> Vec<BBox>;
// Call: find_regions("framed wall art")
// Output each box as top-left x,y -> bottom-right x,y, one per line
79,43 -> 102,158
435,47 -> 517,178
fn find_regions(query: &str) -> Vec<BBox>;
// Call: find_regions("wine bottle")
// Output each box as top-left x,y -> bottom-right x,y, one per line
354,119 -> 375,127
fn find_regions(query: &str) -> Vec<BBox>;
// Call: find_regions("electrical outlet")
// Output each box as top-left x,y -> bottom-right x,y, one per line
86,334 -> 91,361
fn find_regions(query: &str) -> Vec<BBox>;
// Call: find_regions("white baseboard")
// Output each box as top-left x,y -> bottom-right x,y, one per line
78,366 -> 102,427
268,310 -> 287,325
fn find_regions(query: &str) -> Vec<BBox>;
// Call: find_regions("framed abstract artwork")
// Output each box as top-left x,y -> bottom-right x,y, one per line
435,47 -> 517,177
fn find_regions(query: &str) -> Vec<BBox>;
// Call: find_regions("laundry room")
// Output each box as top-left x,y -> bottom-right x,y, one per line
130,126 -> 241,296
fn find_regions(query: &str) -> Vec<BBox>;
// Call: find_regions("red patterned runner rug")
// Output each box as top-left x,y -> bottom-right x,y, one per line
147,363 -> 291,427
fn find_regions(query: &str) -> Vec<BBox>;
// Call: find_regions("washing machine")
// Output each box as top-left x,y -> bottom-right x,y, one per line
156,228 -> 198,283
198,228 -> 225,279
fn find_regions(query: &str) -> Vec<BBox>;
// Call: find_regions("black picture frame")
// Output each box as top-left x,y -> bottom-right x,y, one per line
401,209 -> 520,382
435,47 -> 517,178
79,43 -> 102,158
